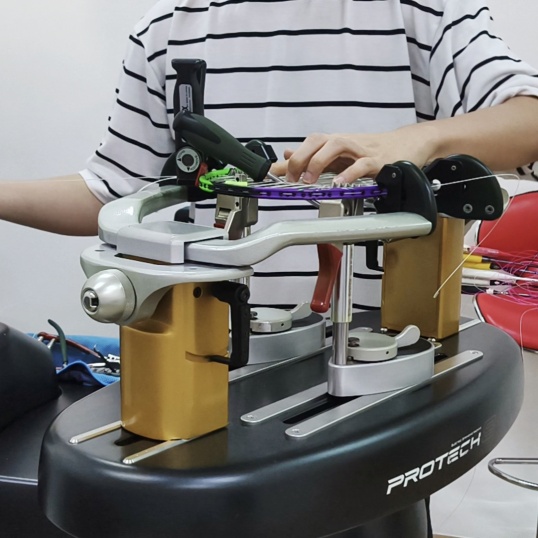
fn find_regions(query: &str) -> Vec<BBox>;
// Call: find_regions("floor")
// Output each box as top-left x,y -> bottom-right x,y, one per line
430,296 -> 538,538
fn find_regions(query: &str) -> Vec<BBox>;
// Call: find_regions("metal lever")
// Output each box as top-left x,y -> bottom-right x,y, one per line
394,325 -> 421,348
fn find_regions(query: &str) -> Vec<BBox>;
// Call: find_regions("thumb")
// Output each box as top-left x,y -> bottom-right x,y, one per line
270,160 -> 288,176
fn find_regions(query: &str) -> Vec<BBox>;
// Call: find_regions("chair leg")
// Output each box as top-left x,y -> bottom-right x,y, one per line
489,457 -> 538,491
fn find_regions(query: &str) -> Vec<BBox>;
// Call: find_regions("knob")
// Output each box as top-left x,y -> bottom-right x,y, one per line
81,270 -> 136,323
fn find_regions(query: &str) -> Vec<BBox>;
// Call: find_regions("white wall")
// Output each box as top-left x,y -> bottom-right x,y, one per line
0,0 -> 537,336
0,0 -> 155,336
489,0 -> 538,66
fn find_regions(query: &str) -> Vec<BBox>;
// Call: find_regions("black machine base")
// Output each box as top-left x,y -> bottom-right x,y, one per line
38,314 -> 523,538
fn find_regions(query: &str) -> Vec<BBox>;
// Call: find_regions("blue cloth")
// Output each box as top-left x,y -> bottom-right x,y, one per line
32,334 -> 121,387
57,360 -> 120,387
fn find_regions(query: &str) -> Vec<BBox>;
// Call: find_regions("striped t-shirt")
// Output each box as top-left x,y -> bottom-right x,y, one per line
81,0 -> 538,309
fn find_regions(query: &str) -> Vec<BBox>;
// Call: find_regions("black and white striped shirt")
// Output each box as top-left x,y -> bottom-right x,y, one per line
81,0 -> 538,308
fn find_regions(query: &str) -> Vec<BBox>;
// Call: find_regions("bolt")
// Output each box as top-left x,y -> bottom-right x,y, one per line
82,290 -> 99,313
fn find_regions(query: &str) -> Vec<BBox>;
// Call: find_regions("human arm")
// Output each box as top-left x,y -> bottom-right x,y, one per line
278,95 -> 538,184
277,0 -> 538,184
0,174 -> 103,236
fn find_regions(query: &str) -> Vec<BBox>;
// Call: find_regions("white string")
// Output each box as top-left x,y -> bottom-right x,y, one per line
433,172 -> 519,188
518,305 -> 538,352
137,176 -> 176,192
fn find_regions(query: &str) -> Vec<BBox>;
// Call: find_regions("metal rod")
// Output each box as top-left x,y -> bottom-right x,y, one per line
69,421 -> 122,445
286,350 -> 483,438
331,244 -> 354,366
123,439 -> 190,465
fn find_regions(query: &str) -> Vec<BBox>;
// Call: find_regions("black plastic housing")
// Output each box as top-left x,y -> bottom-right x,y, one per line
0,323 -> 60,432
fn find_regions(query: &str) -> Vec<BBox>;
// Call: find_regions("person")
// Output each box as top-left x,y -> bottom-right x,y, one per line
2,0 -> 538,311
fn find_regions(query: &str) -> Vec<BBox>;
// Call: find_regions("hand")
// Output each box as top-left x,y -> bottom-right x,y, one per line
271,124 -> 437,184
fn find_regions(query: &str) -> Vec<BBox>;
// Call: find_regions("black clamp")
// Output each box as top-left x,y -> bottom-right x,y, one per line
423,154 -> 504,221
374,161 -> 438,231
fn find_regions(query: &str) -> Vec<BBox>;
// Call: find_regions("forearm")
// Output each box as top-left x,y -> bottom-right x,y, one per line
0,174 -> 103,236
280,95 -> 538,183
421,95 -> 538,171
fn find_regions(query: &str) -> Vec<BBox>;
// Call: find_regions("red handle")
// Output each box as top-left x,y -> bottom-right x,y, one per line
311,244 -> 342,313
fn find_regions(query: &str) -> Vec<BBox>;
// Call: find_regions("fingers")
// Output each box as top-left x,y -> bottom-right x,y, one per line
269,148 -> 296,179
333,157 -> 382,184
285,133 -> 331,183
285,134 -> 374,184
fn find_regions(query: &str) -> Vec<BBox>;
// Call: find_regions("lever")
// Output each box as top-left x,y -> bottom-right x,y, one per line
311,244 -> 343,313
163,59 -> 210,198
209,281 -> 251,370
171,58 -> 206,117
173,111 -> 273,181
394,325 -> 421,348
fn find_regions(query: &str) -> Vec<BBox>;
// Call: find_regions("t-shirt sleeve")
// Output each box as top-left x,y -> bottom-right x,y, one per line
428,0 -> 538,119
80,23 -> 174,204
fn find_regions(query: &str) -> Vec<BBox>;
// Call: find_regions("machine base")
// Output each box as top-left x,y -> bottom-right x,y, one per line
39,313 -> 523,538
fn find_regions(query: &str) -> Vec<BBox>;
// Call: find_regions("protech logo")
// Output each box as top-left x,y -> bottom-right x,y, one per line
386,428 -> 482,495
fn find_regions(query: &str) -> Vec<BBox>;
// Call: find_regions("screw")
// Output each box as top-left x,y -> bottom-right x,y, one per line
463,203 -> 473,214
485,205 -> 495,215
